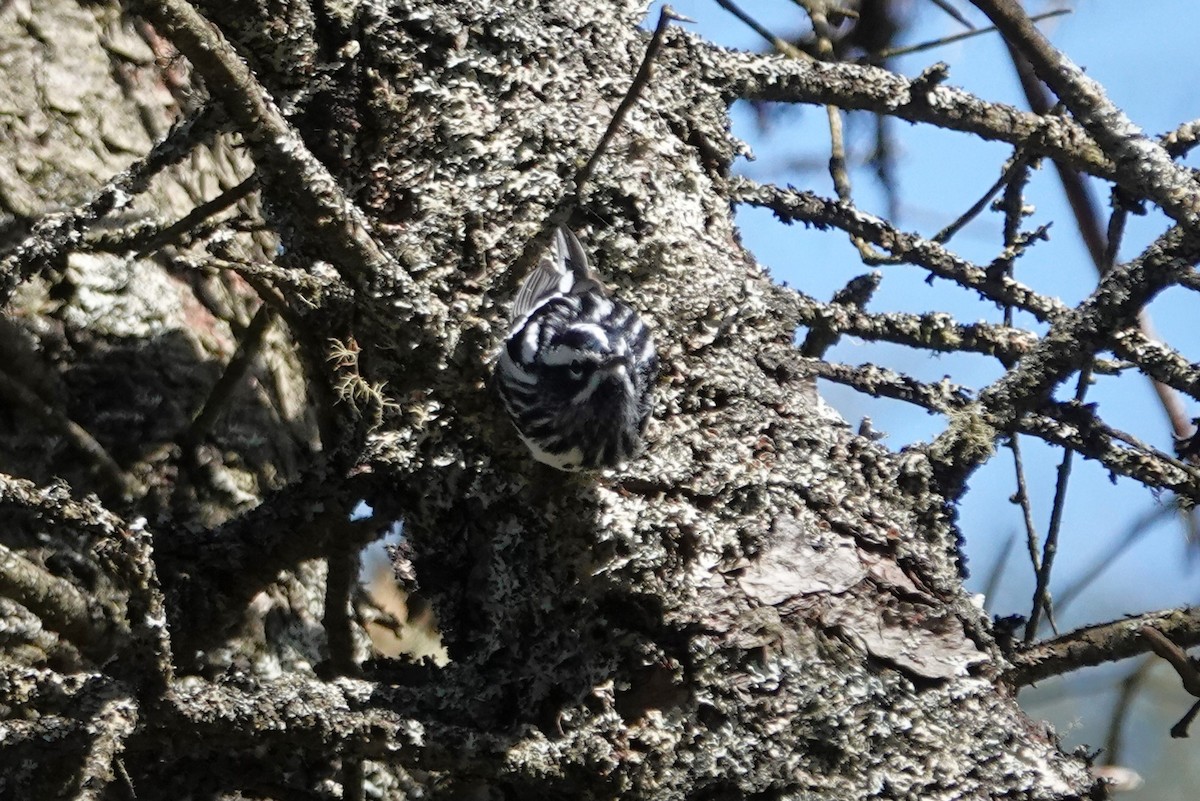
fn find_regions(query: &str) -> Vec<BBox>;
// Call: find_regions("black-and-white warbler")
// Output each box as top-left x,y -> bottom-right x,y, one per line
496,226 -> 658,471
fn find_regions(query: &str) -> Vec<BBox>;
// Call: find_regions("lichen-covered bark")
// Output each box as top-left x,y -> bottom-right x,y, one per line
0,0 -> 1103,799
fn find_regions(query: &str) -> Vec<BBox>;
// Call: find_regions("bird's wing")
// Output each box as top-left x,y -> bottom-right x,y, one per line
511,227 -> 604,322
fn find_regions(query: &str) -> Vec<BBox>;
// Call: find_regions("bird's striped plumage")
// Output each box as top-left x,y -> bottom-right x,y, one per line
496,227 -> 657,471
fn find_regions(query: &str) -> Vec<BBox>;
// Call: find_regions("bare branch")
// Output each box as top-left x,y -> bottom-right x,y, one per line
0,105 -> 219,304
0,541 -> 125,659
969,0 -> 1200,234
1016,402 -> 1200,503
704,38 -> 1115,181
1005,607 -> 1200,687
783,286 -> 1038,362
929,226 -> 1200,495
124,0 -> 429,315
733,178 -> 1067,321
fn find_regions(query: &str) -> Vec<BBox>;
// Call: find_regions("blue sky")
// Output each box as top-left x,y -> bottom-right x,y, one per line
645,1 -> 1200,793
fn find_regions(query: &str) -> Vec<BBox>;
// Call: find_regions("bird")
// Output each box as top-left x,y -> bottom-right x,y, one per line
495,226 -> 658,471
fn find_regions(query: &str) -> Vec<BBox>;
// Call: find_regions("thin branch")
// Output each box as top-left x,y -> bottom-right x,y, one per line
135,174 -> 258,255
125,0 -> 428,313
0,368 -> 142,500
715,0 -> 808,59
0,105 -> 219,304
968,0 -> 1200,233
573,6 -> 691,200
1102,658 -> 1154,767
1007,436 -> 1042,575
798,272 -> 881,358
933,151 -> 1031,245
1015,402 -> 1200,504
805,359 -> 972,415
929,225 -> 1200,497
706,38 -> 1116,182
512,5 -> 690,276
1004,606 -> 1200,687
733,178 -> 1068,322
0,542 -> 125,659
76,693 -> 139,801
785,285 -> 1037,361
980,531 -> 1015,614
928,0 -> 976,30
181,302 -> 274,448
1024,364 -> 1091,642
1161,118 -> 1200,159
1108,326 -> 1200,405
1054,503 -> 1175,617
156,477 -> 380,662
157,673 -> 487,769
872,9 -> 1069,62
83,175 -> 258,256
1141,626 -> 1200,696
1171,700 -> 1200,739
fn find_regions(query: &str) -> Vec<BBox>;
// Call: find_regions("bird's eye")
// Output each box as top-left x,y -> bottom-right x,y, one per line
568,360 -> 585,379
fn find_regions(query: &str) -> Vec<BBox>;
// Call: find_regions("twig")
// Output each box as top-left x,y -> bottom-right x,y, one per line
805,359 -> 972,414
748,179 -> 1114,380
987,143 -> 1047,625
0,541 -> 125,660
1161,118 -> 1200,159
980,531 -> 1015,613
169,253 -> 350,306
968,0 -> 1200,233
83,175 -> 258,256
1142,626 -> 1200,738
715,0 -> 807,59
181,302 -> 274,448
155,484 -> 380,662
156,672 -> 482,768
1102,658 -> 1154,766
0,369 -> 142,500
784,287 -> 1038,362
76,692 -> 139,801
1054,503 -> 1175,617
722,0 -> 886,260
712,41 -> 1117,183
799,272 -> 881,358
512,5 -> 690,276
1109,326 -> 1200,405
0,105 -> 219,304
933,151 -> 1031,245
1024,365 -> 1091,642
1017,402 -> 1200,504
1142,627 -> 1200,696
733,178 -> 1068,322
1171,700 -> 1200,739
574,7 -> 691,201
928,0 -> 976,30
872,9 -> 1069,62
134,174 -> 258,256
1006,436 -> 1042,574
1004,606 -> 1200,687
125,0 -> 426,310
